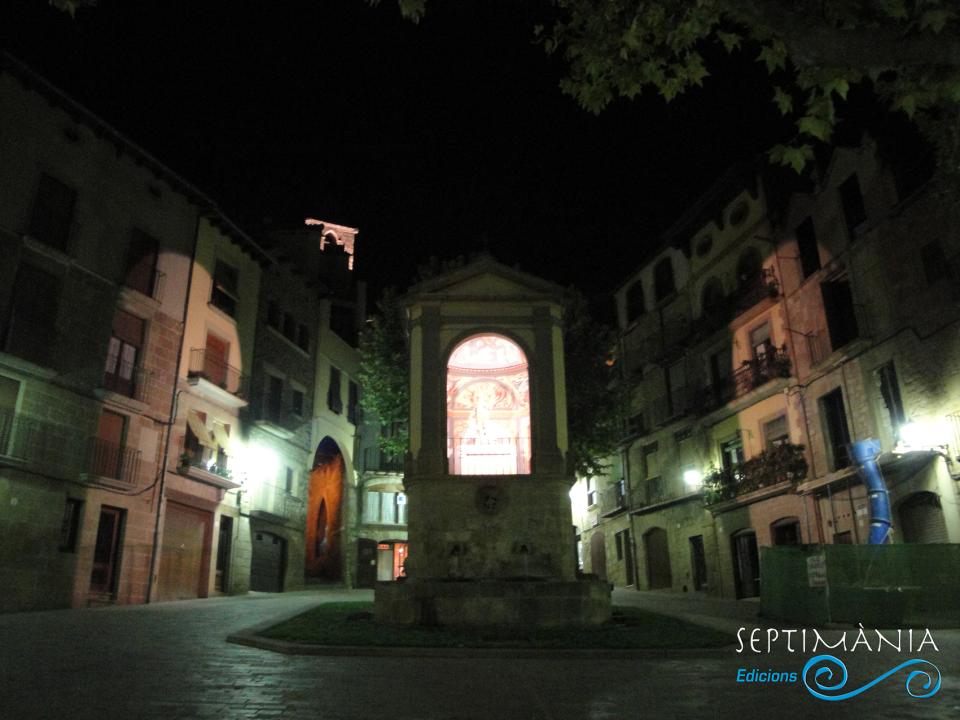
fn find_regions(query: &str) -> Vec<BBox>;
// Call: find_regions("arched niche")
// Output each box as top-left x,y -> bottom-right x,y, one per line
445,333 -> 531,475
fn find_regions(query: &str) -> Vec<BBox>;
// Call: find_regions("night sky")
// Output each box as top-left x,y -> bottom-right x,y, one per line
1,0 -> 796,311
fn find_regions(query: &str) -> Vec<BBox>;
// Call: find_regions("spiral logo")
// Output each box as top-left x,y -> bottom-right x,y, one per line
802,654 -> 941,701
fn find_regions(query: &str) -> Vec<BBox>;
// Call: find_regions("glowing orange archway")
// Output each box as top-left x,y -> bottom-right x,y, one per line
446,334 -> 531,475
305,437 -> 344,579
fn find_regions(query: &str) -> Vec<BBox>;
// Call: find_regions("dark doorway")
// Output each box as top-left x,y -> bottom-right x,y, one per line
215,515 -> 233,592
732,530 -> 760,598
250,531 -> 285,592
89,506 -> 124,596
689,535 -> 707,591
356,538 -> 377,588
644,527 -> 672,589
589,532 -> 607,581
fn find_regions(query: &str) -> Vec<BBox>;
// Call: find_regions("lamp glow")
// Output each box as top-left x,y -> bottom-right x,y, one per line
683,468 -> 703,489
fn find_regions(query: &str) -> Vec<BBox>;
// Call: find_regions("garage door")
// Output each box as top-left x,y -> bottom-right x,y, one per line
899,492 -> 950,543
157,502 -> 211,601
251,531 -> 285,592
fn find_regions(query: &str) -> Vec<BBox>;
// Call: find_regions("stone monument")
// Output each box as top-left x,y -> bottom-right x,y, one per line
374,255 -> 611,626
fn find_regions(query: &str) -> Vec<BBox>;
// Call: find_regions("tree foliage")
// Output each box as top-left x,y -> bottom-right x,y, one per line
357,287 -> 410,456
561,287 -> 629,479
358,282 -> 627,478
378,0 -> 960,179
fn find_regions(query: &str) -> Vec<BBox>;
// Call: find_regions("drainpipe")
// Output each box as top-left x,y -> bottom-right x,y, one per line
851,439 -> 892,544
146,211 -> 202,603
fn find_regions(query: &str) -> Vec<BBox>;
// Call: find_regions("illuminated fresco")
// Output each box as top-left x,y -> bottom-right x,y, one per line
446,334 -> 531,475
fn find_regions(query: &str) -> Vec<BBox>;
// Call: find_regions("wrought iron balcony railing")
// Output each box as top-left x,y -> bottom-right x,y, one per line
187,348 -> 248,399
733,347 -> 791,397
89,437 -> 141,485
703,443 -> 808,505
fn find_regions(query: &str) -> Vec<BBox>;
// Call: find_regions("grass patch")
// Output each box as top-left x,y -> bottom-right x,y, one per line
259,602 -> 732,649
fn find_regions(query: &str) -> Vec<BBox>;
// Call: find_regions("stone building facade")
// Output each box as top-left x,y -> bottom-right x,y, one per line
573,143 -> 960,599
0,54 -> 372,612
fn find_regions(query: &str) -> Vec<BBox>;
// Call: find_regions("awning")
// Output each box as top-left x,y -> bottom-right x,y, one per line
210,422 -> 232,453
187,410 -> 216,448
877,451 -> 940,489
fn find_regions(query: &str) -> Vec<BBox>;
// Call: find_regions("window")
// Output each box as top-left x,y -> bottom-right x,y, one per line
750,322 -> 773,362
267,301 -> 281,330
347,380 -> 359,425
327,366 -> 342,413
720,436 -> 744,473
821,280 -> 859,351
643,442 -> 660,479
283,312 -> 295,341
700,278 -> 725,322
297,323 -> 310,352
877,362 -> 906,430
763,415 -> 789,450
291,388 -> 304,418
626,281 -> 644,321
668,361 -> 687,416
210,260 -> 239,317
59,498 -> 83,552
653,257 -> 675,302
93,409 -> 127,479
839,173 -> 867,236
920,241 -> 949,285
266,375 -> 283,423
771,517 -> 801,546
820,388 -> 852,471
124,229 -> 158,297
0,376 -> 21,455
736,247 -> 762,288
586,477 -> 598,507
104,310 -> 144,398
362,491 -> 406,524
28,173 -> 75,251
796,217 -> 820,279
285,467 -> 294,494
3,263 -> 61,365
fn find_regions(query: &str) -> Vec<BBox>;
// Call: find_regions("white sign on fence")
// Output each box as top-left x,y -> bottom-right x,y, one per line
806,554 -> 827,588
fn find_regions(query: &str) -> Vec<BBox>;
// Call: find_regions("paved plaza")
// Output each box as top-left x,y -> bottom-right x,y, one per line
0,588 -> 957,719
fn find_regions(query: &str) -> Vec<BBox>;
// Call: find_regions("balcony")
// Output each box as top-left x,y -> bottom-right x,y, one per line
0,408 -> 87,473
363,445 -> 404,474
187,348 -> 248,401
733,347 -> 791,397
703,443 -> 808,505
731,268 -> 779,314
102,362 -> 151,403
176,443 -> 241,490
88,437 -> 141,486
599,481 -> 628,516
692,379 -> 736,413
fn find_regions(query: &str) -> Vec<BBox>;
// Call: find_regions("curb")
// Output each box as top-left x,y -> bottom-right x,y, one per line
225,631 -> 734,659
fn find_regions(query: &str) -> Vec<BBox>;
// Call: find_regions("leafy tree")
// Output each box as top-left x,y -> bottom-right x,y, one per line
562,287 -> 629,479
358,281 -> 627,478
357,287 -> 410,457
377,0 -> 960,179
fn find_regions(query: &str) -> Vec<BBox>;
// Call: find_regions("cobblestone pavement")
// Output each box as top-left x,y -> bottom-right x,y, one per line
0,589 -> 957,719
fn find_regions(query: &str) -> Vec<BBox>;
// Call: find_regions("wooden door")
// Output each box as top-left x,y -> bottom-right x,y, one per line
733,531 -> 760,598
158,502 -> 211,601
204,332 -> 229,387
644,527 -> 672,589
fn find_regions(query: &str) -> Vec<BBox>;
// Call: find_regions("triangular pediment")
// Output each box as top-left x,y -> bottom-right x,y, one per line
408,255 -> 563,299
